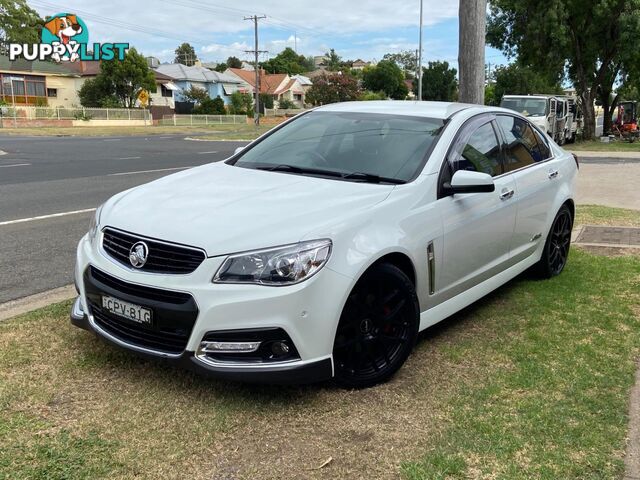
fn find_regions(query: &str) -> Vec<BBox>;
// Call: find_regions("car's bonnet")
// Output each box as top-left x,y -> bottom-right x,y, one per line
100,162 -> 394,257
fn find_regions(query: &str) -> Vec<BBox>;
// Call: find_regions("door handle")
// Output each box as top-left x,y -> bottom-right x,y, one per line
548,169 -> 559,179
500,188 -> 515,200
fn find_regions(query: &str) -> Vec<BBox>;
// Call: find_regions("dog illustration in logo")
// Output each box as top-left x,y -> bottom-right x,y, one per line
44,14 -> 83,62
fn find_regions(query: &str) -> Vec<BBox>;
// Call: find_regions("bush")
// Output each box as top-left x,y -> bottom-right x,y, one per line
230,91 -> 253,114
278,98 -> 296,109
193,96 -> 226,115
359,90 -> 387,101
260,93 -> 274,109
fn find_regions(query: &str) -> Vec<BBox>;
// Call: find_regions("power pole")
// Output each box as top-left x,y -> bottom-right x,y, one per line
417,0 -> 424,101
244,14 -> 267,126
458,0 -> 487,104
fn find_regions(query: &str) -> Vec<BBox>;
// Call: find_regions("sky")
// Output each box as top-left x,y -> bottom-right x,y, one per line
26,0 -> 509,69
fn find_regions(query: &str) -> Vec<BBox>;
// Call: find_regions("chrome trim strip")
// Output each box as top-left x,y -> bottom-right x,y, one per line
193,348 -> 332,369
427,242 -> 435,295
87,312 -> 183,359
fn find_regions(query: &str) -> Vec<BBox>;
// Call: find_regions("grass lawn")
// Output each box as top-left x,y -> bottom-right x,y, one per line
0,124 -> 269,139
1,208 -> 639,479
577,204 -> 640,227
571,140 -> 640,152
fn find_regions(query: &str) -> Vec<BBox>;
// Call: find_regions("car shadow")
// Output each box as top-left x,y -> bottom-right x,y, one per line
79,271 -> 536,406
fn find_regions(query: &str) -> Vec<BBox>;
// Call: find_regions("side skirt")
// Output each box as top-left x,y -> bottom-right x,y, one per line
419,254 -> 538,331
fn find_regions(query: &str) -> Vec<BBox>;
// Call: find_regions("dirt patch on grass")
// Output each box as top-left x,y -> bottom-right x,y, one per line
576,245 -> 640,257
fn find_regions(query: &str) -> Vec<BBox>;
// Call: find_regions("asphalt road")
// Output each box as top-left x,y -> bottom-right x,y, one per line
0,135 -> 246,303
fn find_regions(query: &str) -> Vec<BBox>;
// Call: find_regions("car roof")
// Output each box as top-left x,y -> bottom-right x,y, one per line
314,101 -> 481,120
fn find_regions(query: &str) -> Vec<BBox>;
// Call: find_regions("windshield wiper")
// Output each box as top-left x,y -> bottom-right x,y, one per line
254,164 -> 344,178
341,172 -> 406,184
253,164 -> 405,184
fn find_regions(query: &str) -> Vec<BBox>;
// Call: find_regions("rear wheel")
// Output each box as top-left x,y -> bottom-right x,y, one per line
332,263 -> 419,389
534,205 -> 573,278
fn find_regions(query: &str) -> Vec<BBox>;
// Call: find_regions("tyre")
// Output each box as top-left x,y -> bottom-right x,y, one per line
534,205 -> 573,278
332,263 -> 420,389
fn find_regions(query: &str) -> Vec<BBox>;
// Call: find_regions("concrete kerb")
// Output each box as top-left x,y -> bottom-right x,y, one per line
0,285 -> 76,322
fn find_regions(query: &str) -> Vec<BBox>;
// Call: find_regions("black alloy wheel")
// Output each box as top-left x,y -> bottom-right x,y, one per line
536,205 -> 573,278
333,263 -> 419,389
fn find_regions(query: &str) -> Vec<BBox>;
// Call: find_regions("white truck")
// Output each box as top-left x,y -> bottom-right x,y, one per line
500,95 -> 581,144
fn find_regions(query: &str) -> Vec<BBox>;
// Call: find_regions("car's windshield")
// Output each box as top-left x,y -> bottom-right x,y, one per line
500,98 -> 548,117
231,111 -> 445,183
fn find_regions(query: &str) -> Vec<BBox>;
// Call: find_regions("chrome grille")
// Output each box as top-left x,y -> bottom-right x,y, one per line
102,228 -> 206,274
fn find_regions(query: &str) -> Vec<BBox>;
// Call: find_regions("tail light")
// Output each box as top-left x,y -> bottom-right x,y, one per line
572,153 -> 579,169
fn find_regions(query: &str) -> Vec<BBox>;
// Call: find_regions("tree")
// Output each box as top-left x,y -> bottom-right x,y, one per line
214,63 -> 227,73
182,85 -> 209,104
0,0 -> 42,51
362,60 -> 408,100
487,0 -> 640,139
414,61 -> 458,101
382,50 -> 418,78
306,73 -> 361,105
226,56 -> 242,69
325,49 -> 343,71
78,76 -> 118,107
491,63 -> 563,104
174,42 -> 198,66
459,0 -> 487,104
262,47 -> 312,74
99,48 -> 157,108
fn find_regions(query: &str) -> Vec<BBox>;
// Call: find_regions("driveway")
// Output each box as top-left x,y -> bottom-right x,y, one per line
576,156 -> 640,210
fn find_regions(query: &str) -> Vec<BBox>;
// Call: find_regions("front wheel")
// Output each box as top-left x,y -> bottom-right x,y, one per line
534,205 -> 573,278
332,263 -> 419,389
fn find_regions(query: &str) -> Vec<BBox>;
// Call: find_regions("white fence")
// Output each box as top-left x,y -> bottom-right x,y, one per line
0,106 -> 151,121
160,114 -> 247,126
264,108 -> 308,117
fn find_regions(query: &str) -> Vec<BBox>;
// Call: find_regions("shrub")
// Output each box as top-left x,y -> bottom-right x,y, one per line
278,98 -> 297,109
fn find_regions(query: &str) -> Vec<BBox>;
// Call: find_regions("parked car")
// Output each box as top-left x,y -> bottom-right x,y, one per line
71,101 -> 578,388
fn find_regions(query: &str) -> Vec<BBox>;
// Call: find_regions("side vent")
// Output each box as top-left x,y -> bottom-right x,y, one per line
427,242 -> 435,295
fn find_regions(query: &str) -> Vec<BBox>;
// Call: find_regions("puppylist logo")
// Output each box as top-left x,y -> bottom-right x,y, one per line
9,13 -> 129,63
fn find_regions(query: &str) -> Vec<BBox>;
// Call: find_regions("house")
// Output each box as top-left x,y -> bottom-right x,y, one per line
292,74 -> 313,93
68,60 -> 178,112
153,63 -> 242,111
224,68 -> 308,108
147,70 -> 178,109
0,55 -> 81,107
351,59 -> 371,71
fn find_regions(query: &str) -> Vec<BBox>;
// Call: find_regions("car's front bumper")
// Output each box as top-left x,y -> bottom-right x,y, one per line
71,232 -> 353,384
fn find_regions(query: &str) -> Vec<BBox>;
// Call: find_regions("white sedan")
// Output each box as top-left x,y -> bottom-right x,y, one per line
71,101 -> 578,388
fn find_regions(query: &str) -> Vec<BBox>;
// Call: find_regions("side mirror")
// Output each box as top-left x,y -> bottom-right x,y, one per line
234,146 -> 245,156
443,170 -> 495,195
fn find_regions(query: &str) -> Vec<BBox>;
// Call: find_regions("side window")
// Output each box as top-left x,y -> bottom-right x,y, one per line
497,115 -> 544,172
532,129 -> 551,161
449,122 -> 503,178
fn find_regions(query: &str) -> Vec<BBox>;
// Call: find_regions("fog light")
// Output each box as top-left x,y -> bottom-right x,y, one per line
271,341 -> 290,356
200,341 -> 261,354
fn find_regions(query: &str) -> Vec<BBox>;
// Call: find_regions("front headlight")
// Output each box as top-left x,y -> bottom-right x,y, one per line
87,204 -> 104,243
213,239 -> 332,286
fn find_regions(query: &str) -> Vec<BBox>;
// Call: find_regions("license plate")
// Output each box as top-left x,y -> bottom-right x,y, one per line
101,295 -> 152,326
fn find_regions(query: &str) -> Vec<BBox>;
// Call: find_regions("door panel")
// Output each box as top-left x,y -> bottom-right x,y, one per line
436,175 -> 518,301
496,114 -> 559,260
433,117 -> 517,303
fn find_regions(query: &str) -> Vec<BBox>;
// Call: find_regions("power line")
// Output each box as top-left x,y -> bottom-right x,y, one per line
244,15 -> 267,126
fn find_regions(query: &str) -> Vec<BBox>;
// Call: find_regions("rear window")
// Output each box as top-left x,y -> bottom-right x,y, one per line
232,111 -> 446,182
